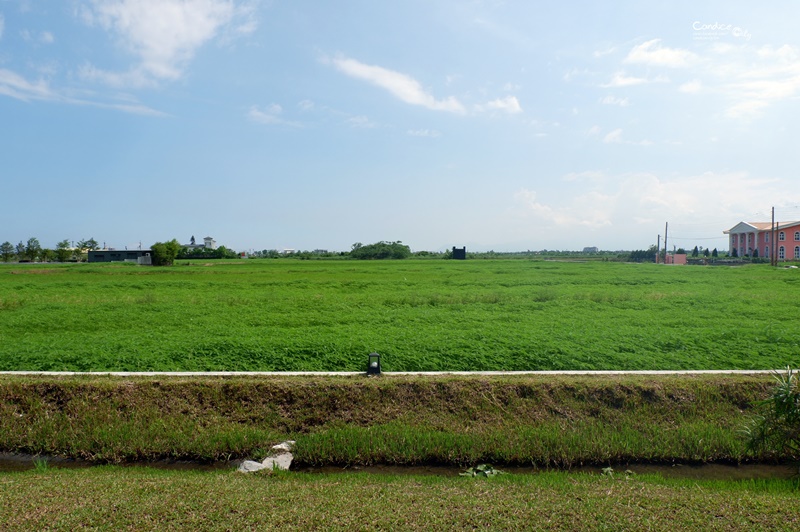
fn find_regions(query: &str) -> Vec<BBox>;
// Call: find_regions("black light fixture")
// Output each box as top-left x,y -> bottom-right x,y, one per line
366,352 -> 381,376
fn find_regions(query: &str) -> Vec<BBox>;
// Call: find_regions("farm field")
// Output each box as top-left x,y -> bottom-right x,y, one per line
1,259 -> 798,371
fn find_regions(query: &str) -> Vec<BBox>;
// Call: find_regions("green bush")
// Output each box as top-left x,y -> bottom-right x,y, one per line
744,367 -> 800,458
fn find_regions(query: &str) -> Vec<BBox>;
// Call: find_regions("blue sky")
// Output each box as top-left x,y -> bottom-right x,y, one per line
2,0 -> 800,253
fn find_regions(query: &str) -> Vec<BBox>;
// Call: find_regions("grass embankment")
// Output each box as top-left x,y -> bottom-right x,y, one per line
1,260 -> 798,371
2,467 -> 798,530
0,374 -> 785,466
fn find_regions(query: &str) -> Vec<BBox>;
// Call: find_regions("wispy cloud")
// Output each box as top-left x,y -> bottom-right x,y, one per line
512,171 -> 793,245
624,39 -> 698,68
297,99 -> 314,111
407,129 -> 441,138
481,95 -> 523,114
601,71 -> 660,88
248,104 -> 301,127
608,38 -> 800,119
0,67 -> 164,115
79,0 -> 251,88
0,69 -> 52,101
600,95 -> 629,106
328,55 -> 465,114
346,115 -> 376,128
0,14 -> 5,39
602,128 -> 652,146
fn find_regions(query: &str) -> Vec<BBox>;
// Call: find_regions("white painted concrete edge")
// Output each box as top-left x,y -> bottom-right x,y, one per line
0,370 -> 782,376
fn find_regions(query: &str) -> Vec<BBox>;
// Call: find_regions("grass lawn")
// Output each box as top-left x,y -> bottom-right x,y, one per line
1,466 -> 798,530
1,259 -> 798,371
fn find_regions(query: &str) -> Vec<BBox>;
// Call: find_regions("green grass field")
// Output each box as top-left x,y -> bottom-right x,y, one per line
1,467 -> 798,530
1,259 -> 798,371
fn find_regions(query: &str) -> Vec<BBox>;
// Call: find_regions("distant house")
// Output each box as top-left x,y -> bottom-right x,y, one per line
88,249 -> 152,264
724,221 -> 800,260
582,247 -> 599,253
184,235 -> 217,251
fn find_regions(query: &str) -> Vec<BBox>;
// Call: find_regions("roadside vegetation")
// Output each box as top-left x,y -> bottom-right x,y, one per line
0,259 -> 798,371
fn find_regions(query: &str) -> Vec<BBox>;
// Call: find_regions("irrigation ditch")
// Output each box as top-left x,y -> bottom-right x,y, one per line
0,371 -> 795,480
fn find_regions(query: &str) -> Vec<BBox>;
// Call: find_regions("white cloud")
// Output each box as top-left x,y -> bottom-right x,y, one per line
482,95 -> 522,114
511,171 -> 794,248
679,79 -> 702,93
603,128 -> 623,143
602,128 -> 652,146
0,67 -> 164,115
40,31 -> 54,44
593,46 -> 617,58
248,104 -> 301,127
407,129 -> 441,138
600,95 -> 629,106
607,39 -> 800,119
297,99 -> 314,111
624,39 -> 699,68
0,14 -> 4,39
602,71 -> 650,88
328,55 -> 465,113
0,68 -> 52,101
346,115 -> 376,128
80,0 -> 247,88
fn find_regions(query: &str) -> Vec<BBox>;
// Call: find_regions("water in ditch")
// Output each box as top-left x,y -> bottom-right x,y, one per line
1,453 -> 796,481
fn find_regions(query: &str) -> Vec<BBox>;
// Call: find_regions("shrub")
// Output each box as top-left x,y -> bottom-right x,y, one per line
744,367 -> 800,458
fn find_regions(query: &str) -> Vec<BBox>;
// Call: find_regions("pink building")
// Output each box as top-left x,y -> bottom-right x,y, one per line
665,253 -> 687,265
724,221 -> 800,260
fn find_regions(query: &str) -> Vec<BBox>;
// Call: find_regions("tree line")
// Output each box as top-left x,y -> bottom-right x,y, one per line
0,237 -> 240,265
0,238 -> 99,263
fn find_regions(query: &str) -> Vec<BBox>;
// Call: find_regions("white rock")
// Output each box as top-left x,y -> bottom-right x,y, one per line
271,441 -> 295,454
262,453 -> 293,471
237,460 -> 268,473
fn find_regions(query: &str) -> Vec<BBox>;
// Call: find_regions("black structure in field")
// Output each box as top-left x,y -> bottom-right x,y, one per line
88,249 -> 152,264
452,246 -> 467,260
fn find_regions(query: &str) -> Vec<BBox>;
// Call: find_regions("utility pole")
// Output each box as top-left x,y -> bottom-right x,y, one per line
664,222 -> 668,264
656,234 -> 661,263
771,206 -> 776,267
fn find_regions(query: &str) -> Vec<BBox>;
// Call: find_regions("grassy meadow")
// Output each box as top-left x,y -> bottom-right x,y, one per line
0,259 -> 798,371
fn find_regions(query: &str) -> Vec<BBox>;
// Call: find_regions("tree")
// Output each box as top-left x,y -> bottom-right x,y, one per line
0,242 -> 14,262
627,245 -> 658,263
151,239 -> 182,266
55,239 -> 72,262
40,248 -> 55,262
703,248 -> 710,258
24,237 -> 42,262
15,241 -> 25,259
349,241 -> 411,260
712,248 -> 718,258
78,238 -> 100,251
692,246 -> 699,257
732,248 -> 738,258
